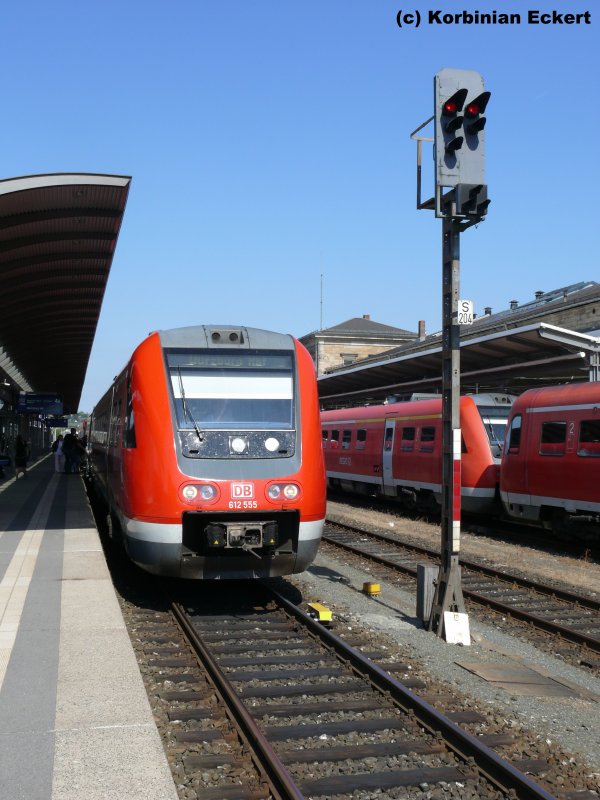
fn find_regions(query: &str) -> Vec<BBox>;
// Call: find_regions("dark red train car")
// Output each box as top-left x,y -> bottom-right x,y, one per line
89,324 -> 326,579
321,393 -> 514,514
500,382 -> 600,536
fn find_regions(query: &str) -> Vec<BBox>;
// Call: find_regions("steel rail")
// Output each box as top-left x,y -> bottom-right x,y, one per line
170,600 -> 304,800
323,521 -> 600,653
269,584 -> 556,800
327,518 -> 600,611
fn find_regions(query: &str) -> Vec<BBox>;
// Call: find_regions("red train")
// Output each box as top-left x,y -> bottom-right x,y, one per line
322,383 -> 600,540
321,393 -> 514,515
88,324 -> 326,579
500,382 -> 600,535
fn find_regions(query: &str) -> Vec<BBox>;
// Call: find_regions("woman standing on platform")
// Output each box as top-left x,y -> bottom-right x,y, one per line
52,434 -> 65,473
14,435 -> 30,479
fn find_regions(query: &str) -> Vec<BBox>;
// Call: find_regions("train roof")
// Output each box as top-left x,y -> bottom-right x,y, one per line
511,381 -> 600,411
321,392 -> 516,421
155,325 -> 295,351
321,394 -> 483,421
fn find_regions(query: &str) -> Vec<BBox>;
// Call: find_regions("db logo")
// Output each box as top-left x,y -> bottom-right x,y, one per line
231,482 -> 254,499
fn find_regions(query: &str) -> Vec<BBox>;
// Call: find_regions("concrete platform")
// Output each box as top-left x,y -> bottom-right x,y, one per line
0,457 -> 178,800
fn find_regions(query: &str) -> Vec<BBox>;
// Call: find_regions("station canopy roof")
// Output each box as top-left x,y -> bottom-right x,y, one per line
0,173 -> 131,413
318,323 -> 600,408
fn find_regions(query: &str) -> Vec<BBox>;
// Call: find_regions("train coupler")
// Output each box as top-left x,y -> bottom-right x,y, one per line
204,521 -> 279,550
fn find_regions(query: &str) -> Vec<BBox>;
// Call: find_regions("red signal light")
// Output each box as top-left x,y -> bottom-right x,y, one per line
465,102 -> 480,117
441,89 -> 468,117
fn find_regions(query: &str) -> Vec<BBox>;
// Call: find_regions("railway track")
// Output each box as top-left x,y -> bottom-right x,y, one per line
122,580 -> 596,800
322,520 -> 600,667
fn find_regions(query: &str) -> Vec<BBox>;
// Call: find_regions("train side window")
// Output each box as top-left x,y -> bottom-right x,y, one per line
124,373 -> 136,448
507,415 -> 522,453
578,419 -> 600,457
342,429 -> 352,449
400,426 -> 415,452
356,429 -> 367,450
330,429 -> 340,448
539,420 -> 566,456
322,429 -> 328,449
420,426 -> 436,453
384,426 -> 394,451
110,398 -> 122,448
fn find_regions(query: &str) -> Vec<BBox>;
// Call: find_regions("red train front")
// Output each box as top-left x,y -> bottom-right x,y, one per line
89,324 -> 326,579
500,382 -> 600,537
321,393 -> 514,514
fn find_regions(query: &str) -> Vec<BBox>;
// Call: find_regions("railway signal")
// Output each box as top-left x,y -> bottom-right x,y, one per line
434,68 -> 490,202
410,68 -> 492,641
455,183 -> 490,218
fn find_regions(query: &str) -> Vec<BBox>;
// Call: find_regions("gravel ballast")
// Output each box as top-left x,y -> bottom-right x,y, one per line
287,502 -> 600,780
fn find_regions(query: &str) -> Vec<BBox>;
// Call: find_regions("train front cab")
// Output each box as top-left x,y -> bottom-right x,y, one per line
124,328 -> 326,579
500,384 -> 600,530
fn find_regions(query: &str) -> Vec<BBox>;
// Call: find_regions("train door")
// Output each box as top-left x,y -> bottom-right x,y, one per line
502,412 -> 530,506
382,419 -> 396,496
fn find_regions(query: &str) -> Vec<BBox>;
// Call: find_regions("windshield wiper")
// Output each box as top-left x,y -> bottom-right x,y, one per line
176,368 -> 205,443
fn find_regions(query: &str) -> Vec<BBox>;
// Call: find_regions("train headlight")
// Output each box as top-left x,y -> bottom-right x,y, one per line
179,483 -> 219,504
182,485 -> 198,501
267,483 -> 300,501
267,485 -> 281,500
230,436 -> 248,454
265,437 -> 279,452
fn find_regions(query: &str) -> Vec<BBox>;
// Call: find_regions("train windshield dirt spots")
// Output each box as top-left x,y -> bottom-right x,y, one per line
167,350 -> 294,431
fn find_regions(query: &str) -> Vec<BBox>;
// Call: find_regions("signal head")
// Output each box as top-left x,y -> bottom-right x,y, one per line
464,91 -> 491,118
441,88 -> 468,117
434,69 -> 489,191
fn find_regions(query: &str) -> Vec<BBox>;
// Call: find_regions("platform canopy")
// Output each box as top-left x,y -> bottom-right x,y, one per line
318,323 -> 600,408
0,173 -> 131,413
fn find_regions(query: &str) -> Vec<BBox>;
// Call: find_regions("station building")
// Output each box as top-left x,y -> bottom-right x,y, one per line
306,282 -> 600,409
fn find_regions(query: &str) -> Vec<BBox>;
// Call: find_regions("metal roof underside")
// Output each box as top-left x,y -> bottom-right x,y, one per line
0,173 -> 131,413
318,323 -> 600,407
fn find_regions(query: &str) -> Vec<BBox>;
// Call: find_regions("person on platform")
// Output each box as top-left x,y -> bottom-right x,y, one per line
14,435 -> 30,479
71,433 -> 86,474
62,428 -> 77,474
52,434 -> 65,473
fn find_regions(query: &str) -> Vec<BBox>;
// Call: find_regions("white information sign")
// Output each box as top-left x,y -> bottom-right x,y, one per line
458,300 -> 474,325
443,611 -> 471,645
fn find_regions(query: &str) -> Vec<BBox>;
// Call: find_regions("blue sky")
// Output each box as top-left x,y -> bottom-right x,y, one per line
2,1 -> 597,411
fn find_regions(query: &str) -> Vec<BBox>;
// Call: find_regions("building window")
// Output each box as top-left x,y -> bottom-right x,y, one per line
341,353 -> 358,366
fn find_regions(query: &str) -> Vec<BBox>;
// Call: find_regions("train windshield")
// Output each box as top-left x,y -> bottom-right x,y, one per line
166,350 -> 294,430
476,405 -> 512,454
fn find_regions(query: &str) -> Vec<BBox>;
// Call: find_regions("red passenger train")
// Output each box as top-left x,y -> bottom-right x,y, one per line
321,393 -> 514,515
500,382 -> 600,535
88,324 -> 326,579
